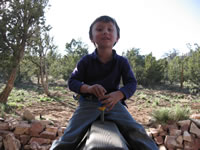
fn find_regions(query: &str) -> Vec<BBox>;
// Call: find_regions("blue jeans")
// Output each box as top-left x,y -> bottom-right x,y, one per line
50,96 -> 158,150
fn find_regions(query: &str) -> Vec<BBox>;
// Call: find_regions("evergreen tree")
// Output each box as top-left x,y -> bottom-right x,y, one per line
122,48 -> 145,85
0,0 -> 49,103
186,44 -> 200,87
63,39 -> 89,81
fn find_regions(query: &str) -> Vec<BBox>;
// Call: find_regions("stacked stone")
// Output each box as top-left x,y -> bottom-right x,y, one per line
1,110 -> 200,150
0,118 -> 65,150
147,117 -> 200,150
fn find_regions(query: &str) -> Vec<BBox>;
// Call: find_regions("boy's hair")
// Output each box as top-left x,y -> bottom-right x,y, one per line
89,15 -> 120,41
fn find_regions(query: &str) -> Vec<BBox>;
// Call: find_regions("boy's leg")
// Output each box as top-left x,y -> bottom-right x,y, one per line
105,102 -> 158,150
50,99 -> 101,150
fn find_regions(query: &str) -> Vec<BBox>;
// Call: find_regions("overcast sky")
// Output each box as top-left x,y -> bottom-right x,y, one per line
45,0 -> 200,59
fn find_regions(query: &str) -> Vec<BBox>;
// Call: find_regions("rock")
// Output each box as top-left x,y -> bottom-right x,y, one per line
14,123 -> 31,135
3,133 -> 21,150
30,121 -> 45,137
190,122 -> 200,138
29,137 -> 51,145
158,145 -> 167,150
0,117 -> 4,122
190,114 -> 200,120
23,109 -> 35,121
20,135 -> 31,145
176,135 -> 183,145
164,135 -> 183,149
190,119 -> 200,128
177,120 -> 191,131
149,128 -> 159,137
154,136 -> 164,145
169,129 -> 182,136
183,131 -> 192,142
0,122 -> 10,130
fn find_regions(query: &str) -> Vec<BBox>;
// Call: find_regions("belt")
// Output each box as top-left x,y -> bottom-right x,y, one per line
82,94 -> 98,101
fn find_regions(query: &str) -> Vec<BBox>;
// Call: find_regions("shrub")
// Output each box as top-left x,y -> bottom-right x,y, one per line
152,104 -> 191,124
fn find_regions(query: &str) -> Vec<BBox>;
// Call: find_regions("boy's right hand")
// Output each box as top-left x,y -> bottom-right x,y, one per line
87,84 -> 107,98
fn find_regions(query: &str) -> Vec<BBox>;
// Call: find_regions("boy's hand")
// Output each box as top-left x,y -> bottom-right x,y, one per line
87,84 -> 107,98
99,91 -> 124,111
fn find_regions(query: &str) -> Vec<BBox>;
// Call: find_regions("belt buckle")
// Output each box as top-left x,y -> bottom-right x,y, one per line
87,95 -> 94,101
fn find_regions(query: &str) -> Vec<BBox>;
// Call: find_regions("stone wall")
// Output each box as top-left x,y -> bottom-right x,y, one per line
0,119 -> 65,150
147,117 -> 200,150
0,114 -> 200,150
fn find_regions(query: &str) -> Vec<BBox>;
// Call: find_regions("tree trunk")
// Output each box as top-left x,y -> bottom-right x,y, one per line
40,68 -> 50,96
40,56 -> 50,96
37,74 -> 40,85
0,61 -> 19,103
0,44 -> 25,103
180,63 -> 184,89
0,62 -> 19,103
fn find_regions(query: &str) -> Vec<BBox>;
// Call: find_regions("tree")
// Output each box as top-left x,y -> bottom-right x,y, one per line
26,26 -> 56,96
186,44 -> 200,87
157,58 -> 168,84
62,39 -> 89,81
168,56 -> 181,85
143,53 -> 163,86
164,48 -> 179,60
0,0 -> 49,103
47,49 -> 63,80
18,56 -> 38,82
122,48 -> 145,85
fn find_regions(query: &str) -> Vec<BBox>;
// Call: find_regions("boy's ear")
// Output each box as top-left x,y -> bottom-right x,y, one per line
90,37 -> 94,43
116,37 -> 119,43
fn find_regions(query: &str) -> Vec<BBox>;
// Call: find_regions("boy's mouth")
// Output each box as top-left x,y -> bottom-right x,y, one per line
102,37 -> 110,40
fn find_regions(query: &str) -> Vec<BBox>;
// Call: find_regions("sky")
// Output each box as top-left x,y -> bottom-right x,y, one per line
45,0 -> 200,59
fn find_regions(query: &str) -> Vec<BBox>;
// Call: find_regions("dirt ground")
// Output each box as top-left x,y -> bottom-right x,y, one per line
15,87 -> 200,128
20,98 -> 152,128
13,92 -> 152,128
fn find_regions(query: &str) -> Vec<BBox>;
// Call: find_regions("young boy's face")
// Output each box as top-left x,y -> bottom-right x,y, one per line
91,21 -> 119,49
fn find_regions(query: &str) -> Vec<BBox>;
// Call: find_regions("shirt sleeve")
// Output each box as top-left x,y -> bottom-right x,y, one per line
68,57 -> 86,94
119,58 -> 137,100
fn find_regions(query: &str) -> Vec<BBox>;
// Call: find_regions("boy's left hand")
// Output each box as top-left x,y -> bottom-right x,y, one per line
99,91 -> 124,111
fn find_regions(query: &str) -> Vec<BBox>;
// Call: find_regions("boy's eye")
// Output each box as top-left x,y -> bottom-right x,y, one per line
108,28 -> 113,32
96,28 -> 103,32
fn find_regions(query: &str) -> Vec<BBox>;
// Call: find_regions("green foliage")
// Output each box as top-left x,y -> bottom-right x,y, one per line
152,98 -> 160,107
168,56 -> 182,84
172,104 -> 191,121
39,96 -> 54,102
8,89 -> 29,103
152,107 -> 171,124
152,104 -> 191,124
0,0 -> 50,103
143,53 -> 163,85
0,103 -> 6,117
122,48 -> 145,85
186,44 -> 200,87
62,39 -> 89,81
47,50 -> 63,80
17,57 -> 38,82
0,0 -> 49,59
157,58 -> 168,83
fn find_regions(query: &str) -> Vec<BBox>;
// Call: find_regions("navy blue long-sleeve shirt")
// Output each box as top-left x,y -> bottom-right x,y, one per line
68,50 -> 137,101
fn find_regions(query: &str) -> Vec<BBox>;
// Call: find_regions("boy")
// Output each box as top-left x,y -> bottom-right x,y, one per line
50,15 -> 158,150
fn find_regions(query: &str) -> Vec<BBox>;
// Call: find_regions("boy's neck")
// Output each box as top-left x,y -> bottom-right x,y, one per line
97,48 -> 113,64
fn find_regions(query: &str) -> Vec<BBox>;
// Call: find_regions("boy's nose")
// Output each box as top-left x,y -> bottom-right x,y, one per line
103,29 -> 109,34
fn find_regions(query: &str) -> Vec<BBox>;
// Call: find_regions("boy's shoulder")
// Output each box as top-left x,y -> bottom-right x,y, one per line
81,52 -> 95,61
78,52 -> 96,65
114,52 -> 128,63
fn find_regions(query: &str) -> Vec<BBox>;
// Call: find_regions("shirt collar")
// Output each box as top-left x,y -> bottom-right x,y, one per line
91,49 -> 117,60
